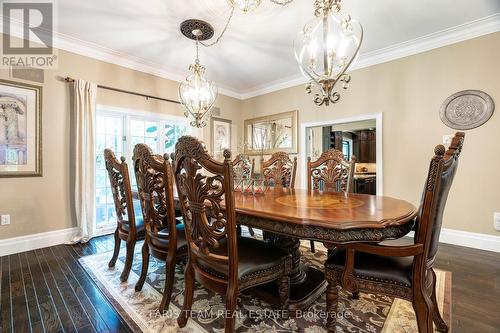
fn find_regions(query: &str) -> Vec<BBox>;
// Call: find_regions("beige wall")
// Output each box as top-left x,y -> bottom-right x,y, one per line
1,32 -> 499,240
240,32 -> 500,236
0,44 -> 243,240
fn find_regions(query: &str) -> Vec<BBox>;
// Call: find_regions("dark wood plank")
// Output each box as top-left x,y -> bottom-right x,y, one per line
9,254 -> 31,333
61,244 -> 130,332
40,247 -> 93,331
19,252 -> 44,333
35,248 -> 78,333
26,249 -> 63,333
50,246 -> 109,333
434,243 -> 500,333
0,255 -> 12,333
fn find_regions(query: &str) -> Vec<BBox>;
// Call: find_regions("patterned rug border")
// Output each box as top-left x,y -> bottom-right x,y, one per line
79,256 -> 145,333
79,246 -> 452,333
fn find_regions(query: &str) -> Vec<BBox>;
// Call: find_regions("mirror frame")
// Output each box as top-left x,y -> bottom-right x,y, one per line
244,110 -> 298,155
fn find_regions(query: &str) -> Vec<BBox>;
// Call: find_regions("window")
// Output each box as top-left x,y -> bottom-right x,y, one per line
94,107 -> 190,232
342,140 -> 351,161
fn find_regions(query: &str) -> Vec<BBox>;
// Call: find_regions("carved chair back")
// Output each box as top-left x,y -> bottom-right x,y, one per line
415,132 -> 465,265
307,149 -> 356,193
232,154 -> 254,179
104,149 -> 136,235
174,136 -> 238,284
133,144 -> 178,245
261,152 -> 297,188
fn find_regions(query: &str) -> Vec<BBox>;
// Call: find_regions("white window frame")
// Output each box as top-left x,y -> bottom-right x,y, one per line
94,104 -> 197,236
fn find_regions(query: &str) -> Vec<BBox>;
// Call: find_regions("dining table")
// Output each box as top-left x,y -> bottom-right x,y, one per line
134,186 -> 418,310
232,187 -> 418,311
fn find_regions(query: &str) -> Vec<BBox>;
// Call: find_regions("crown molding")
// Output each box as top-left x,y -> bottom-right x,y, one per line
2,13 -> 499,100
0,17 -> 243,99
52,32 -> 246,99
240,13 -> 500,99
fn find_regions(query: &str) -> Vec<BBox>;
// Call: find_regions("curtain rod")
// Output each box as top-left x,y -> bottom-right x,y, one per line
64,77 -> 181,105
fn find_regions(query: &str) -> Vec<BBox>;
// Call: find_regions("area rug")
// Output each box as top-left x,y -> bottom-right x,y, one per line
79,242 -> 451,333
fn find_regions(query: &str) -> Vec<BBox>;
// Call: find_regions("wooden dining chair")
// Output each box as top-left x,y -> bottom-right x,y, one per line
104,149 -> 145,282
233,154 -> 256,236
174,136 -> 292,333
307,149 -> 356,193
132,144 -> 188,312
324,132 -> 465,333
261,152 -> 297,189
307,149 -> 356,252
232,153 -> 255,180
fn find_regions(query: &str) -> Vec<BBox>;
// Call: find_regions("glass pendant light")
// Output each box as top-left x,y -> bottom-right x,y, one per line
179,20 -> 218,128
294,0 -> 363,106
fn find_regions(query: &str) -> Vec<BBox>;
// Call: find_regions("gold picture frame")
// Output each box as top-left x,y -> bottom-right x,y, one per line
0,79 -> 42,177
211,117 -> 232,157
244,110 -> 298,155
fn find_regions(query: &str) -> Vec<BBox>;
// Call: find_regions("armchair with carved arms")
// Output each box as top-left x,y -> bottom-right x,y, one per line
324,132 -> 465,333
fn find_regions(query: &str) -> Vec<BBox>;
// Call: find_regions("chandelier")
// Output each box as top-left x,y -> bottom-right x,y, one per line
228,0 -> 293,13
179,20 -> 218,128
294,0 -> 363,106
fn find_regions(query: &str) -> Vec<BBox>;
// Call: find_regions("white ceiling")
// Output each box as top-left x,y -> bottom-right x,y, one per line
56,0 -> 500,97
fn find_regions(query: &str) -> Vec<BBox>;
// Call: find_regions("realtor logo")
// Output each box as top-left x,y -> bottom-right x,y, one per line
1,1 -> 57,68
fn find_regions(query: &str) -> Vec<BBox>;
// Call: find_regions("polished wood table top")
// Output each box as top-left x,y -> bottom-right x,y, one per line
234,188 -> 417,230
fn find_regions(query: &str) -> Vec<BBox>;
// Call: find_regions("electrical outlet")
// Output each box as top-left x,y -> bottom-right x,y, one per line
1,215 -> 10,226
442,134 -> 454,147
494,212 -> 500,231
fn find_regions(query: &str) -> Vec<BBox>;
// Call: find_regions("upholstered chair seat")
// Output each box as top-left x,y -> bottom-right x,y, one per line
197,236 -> 292,287
326,247 -> 414,289
120,216 -> 145,234
148,224 -> 188,251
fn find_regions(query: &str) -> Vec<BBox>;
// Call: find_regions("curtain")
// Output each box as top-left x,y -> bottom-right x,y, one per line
71,79 -> 97,243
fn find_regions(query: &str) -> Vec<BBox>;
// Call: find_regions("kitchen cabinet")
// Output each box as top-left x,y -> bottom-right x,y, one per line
356,130 -> 376,163
354,177 -> 377,195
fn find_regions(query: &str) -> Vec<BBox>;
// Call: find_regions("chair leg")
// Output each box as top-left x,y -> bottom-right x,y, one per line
310,240 -> 316,253
134,241 -> 150,292
159,252 -> 176,312
177,262 -> 195,328
278,275 -> 290,310
108,228 -> 121,268
413,283 -> 434,333
429,268 -> 448,332
120,239 -> 135,282
325,281 -> 339,333
224,284 -> 238,333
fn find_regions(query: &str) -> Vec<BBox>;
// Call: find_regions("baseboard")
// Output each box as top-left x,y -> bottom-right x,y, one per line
1,226 -> 498,256
0,227 -> 79,257
408,228 -> 500,253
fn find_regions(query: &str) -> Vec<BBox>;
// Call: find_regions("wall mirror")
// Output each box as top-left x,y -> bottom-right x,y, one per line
244,110 -> 298,155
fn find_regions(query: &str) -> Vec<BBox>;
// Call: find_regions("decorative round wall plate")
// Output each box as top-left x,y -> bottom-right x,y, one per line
440,90 -> 494,130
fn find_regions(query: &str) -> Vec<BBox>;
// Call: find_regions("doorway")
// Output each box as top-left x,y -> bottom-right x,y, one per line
301,113 -> 383,195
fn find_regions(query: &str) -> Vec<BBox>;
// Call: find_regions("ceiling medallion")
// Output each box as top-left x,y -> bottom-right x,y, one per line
294,0 -> 363,106
179,20 -> 218,128
440,90 -> 495,130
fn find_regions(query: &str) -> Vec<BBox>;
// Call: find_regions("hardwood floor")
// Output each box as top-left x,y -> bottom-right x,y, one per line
0,235 -> 499,333
0,237 -> 131,333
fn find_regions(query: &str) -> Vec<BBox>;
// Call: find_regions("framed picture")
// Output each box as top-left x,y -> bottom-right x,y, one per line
0,79 -> 42,177
211,117 -> 232,157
